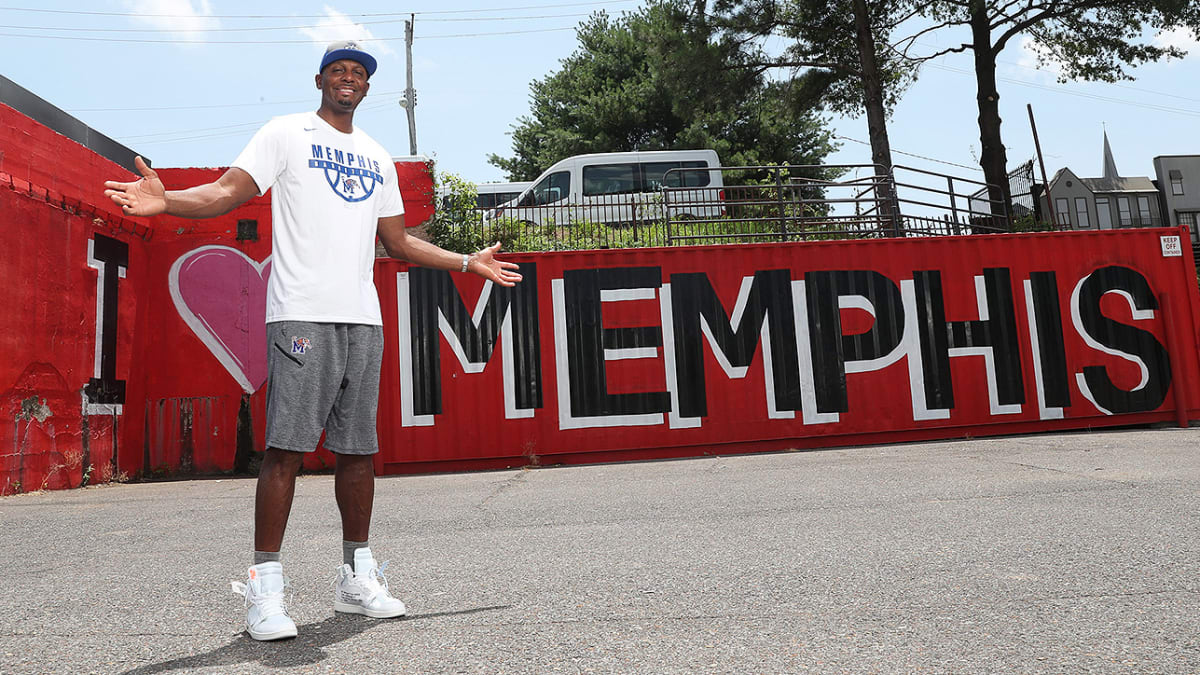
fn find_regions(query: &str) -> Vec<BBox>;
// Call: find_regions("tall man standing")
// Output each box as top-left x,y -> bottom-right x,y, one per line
104,41 -> 521,641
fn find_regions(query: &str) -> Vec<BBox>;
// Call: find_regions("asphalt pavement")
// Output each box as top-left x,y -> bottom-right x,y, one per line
1,427 -> 1198,674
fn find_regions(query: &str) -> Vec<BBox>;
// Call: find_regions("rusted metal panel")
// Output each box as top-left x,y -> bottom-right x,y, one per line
374,227 -> 1200,473
144,396 -> 225,475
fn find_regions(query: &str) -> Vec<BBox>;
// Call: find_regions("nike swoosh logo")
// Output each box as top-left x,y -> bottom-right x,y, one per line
303,127 -> 317,131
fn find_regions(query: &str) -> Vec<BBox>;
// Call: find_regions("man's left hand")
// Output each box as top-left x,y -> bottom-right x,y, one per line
469,242 -> 522,287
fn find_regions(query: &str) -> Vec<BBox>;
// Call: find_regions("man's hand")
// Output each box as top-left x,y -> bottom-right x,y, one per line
104,155 -> 166,217
469,242 -> 523,287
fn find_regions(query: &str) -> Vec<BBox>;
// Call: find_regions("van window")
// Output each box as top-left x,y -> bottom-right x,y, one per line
583,164 -> 640,196
643,160 -> 711,190
520,171 -> 570,206
476,191 -> 521,208
642,162 -> 676,191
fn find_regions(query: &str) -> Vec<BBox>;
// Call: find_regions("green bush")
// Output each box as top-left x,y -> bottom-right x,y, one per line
429,166 -> 871,253
1010,213 -> 1057,233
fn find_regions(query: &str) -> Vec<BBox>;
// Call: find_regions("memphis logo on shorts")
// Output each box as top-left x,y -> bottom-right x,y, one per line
309,145 -> 383,203
291,337 -> 311,354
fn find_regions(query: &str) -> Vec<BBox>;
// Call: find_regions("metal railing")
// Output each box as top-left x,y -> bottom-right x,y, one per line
1117,216 -> 1164,228
662,164 -> 900,245
432,163 -> 1031,251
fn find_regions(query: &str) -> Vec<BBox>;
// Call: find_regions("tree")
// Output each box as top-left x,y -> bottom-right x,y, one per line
903,0 -> 1200,225
489,1 -> 836,181
710,0 -> 917,175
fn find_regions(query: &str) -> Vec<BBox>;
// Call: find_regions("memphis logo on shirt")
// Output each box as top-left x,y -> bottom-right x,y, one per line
309,145 -> 383,203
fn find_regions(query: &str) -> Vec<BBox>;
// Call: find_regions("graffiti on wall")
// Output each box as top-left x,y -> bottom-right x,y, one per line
86,233 -> 129,414
168,246 -> 272,394
151,232 -> 1197,472
389,249 -> 1182,441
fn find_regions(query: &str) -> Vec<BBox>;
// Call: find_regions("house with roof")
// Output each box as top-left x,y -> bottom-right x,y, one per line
1041,132 -> 1164,232
1153,155 -> 1200,244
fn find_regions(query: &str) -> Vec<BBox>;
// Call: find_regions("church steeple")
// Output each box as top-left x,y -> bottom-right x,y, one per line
1102,130 -> 1119,179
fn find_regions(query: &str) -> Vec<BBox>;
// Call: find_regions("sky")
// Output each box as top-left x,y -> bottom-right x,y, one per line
1,1 -> 1198,191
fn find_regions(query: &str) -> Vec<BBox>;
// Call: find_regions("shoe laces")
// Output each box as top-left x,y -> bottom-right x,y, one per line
334,560 -> 395,603
231,576 -> 292,619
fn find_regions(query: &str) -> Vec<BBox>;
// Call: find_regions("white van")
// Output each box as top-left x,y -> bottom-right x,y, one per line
474,181 -> 530,209
494,150 -> 724,227
437,181 -> 530,211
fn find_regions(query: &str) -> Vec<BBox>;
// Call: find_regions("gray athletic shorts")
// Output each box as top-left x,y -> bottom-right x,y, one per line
265,321 -> 384,455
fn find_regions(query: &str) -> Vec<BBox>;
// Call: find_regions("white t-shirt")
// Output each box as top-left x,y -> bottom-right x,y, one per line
232,112 -> 404,325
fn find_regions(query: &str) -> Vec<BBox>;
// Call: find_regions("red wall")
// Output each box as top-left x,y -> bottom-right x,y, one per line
0,97 -> 436,492
5,97 -> 1200,493
373,229 -> 1200,473
0,103 -> 147,494
136,161 -> 434,476
137,168 -> 274,475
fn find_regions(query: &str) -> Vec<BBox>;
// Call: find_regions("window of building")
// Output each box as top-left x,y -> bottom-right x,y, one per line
1074,197 -> 1091,228
1117,197 -> 1132,226
1137,196 -> 1152,225
1179,212 -> 1199,242
1170,169 -> 1184,196
1055,198 -> 1071,226
1096,197 -> 1113,229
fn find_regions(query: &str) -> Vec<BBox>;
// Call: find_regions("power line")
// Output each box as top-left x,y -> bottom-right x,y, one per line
0,1 -> 635,20
120,101 -> 396,145
67,89 -> 407,113
0,12 -> 595,34
0,25 -> 577,44
79,58 -> 1200,147
910,38 -> 1200,106
834,135 -> 981,172
419,26 -> 575,39
992,55 -> 1200,106
119,101 -> 398,141
926,62 -> 1200,118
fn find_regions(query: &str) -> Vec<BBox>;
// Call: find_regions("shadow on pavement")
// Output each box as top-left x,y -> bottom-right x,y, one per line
120,605 -> 512,674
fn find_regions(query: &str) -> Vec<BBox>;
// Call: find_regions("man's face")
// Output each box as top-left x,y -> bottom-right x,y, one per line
317,58 -> 370,111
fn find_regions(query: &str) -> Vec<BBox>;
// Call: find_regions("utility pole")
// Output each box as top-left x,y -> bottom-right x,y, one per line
1027,104 -> 1055,228
401,14 -> 418,155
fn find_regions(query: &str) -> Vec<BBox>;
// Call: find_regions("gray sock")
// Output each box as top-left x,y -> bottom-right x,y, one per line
253,550 -> 281,566
343,540 -> 368,567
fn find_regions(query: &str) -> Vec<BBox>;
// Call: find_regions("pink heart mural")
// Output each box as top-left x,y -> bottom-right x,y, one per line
169,246 -> 272,394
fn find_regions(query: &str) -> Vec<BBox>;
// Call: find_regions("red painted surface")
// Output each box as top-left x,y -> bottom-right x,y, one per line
140,159 -> 433,475
0,99 -> 438,492
0,103 -> 135,222
5,94 -> 1200,493
372,230 -> 1200,474
394,158 -> 435,228
0,104 -> 148,494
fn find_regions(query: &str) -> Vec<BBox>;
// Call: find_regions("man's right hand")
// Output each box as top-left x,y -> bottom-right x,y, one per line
104,155 -> 167,216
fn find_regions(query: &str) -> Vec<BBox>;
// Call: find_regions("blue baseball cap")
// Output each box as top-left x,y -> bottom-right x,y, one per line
320,40 -> 377,77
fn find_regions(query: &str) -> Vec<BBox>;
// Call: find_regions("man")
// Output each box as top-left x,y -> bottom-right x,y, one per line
104,41 -> 521,641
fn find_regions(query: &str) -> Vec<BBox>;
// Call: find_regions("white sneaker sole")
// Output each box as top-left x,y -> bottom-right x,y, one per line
246,624 -> 298,641
333,601 -> 407,619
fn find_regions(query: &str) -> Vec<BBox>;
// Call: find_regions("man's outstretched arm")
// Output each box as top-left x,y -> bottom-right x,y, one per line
377,214 -> 523,287
104,155 -> 260,219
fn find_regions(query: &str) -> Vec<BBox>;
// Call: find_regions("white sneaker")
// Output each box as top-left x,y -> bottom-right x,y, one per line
333,547 -> 407,618
231,561 -> 298,641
